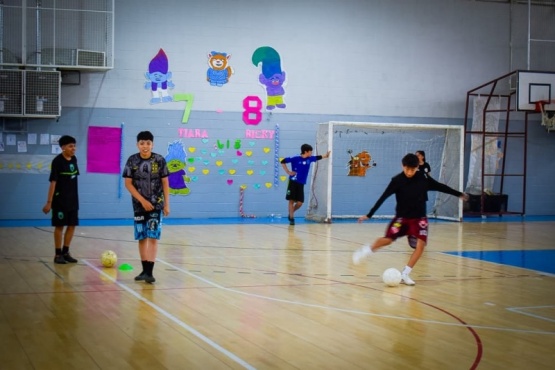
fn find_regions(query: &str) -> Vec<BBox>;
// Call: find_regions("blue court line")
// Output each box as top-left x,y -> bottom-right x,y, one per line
1,215 -> 555,227
443,249 -> 555,275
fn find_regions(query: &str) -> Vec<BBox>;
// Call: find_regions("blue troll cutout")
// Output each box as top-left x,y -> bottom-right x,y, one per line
252,46 -> 286,110
207,51 -> 233,87
144,48 -> 175,104
165,140 -> 191,195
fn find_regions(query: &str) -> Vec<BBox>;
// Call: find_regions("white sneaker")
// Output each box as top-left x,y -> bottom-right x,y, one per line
352,245 -> 372,265
401,273 -> 416,286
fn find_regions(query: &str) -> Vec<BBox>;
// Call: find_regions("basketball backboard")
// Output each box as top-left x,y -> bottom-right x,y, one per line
517,70 -> 555,111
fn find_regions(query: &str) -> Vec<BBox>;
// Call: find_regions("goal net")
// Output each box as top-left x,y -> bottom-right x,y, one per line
306,122 -> 464,222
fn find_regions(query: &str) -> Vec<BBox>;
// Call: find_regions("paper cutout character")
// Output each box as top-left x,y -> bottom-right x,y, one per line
166,140 -> 191,195
347,149 -> 376,176
145,49 -> 175,104
207,51 -> 233,86
252,46 -> 286,110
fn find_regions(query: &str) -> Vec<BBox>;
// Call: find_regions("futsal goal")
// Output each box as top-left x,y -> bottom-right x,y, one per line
306,122 -> 464,222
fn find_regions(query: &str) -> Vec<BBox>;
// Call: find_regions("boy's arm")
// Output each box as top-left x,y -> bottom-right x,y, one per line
358,180 -> 396,222
162,176 -> 170,216
124,177 -> 154,211
281,159 -> 295,176
42,181 -> 56,214
427,177 -> 468,200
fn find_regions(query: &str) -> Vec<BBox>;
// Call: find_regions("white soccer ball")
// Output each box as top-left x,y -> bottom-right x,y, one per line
382,268 -> 402,287
101,250 -> 118,268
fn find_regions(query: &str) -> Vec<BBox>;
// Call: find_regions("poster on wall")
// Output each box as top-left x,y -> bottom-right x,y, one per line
87,126 -> 122,174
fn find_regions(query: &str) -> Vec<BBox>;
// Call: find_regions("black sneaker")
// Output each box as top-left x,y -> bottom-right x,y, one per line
134,272 -> 147,281
54,255 -> 67,264
63,253 -> 78,263
144,275 -> 156,284
289,217 -> 295,226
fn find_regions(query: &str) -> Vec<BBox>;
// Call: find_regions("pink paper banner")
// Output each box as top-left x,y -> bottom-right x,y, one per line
87,126 -> 122,174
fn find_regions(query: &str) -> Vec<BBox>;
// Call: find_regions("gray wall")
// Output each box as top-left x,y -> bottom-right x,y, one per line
1,0 -> 554,222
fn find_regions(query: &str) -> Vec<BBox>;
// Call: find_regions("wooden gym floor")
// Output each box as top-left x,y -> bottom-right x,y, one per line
0,218 -> 554,369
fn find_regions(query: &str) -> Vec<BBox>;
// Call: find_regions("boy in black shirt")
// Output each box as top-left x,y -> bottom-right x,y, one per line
353,153 -> 468,285
42,135 -> 80,264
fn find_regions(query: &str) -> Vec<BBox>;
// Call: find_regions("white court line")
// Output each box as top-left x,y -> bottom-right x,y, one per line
507,305 -> 555,323
82,260 -> 256,370
156,259 -> 555,336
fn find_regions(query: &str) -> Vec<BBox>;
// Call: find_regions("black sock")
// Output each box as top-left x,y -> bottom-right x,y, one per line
147,261 -> 155,276
55,248 -> 62,255
62,246 -> 69,254
141,260 -> 147,274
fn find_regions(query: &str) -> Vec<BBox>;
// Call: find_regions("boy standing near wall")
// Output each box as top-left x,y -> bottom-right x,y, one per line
42,135 -> 80,264
281,143 -> 330,225
122,131 -> 170,283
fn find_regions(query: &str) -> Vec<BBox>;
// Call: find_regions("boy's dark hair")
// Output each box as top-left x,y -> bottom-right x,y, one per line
416,150 -> 426,160
137,131 -> 154,142
300,144 -> 313,154
402,153 -> 419,168
58,135 -> 76,147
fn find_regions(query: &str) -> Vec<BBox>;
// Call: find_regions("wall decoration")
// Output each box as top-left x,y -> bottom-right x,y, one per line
207,51 -> 233,87
252,46 -> 286,110
173,93 -> 194,123
0,154 -> 52,174
242,96 -> 263,125
87,126 -> 122,174
347,149 -> 376,177
165,140 -> 191,195
144,48 -> 175,104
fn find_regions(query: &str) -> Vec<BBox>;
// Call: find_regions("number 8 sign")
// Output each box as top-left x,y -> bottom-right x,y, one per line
242,96 -> 262,125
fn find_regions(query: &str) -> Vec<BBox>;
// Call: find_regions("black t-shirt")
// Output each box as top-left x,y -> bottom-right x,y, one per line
49,154 -> 79,211
418,162 -> 431,176
366,171 -> 461,218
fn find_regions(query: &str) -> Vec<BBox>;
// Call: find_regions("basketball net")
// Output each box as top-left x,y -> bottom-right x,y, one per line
534,100 -> 555,133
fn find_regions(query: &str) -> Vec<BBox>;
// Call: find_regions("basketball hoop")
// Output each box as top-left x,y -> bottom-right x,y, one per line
534,100 -> 548,113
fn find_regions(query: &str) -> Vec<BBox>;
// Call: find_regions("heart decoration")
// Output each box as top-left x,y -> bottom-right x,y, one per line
232,159 -> 239,164
236,150 -> 243,156
265,183 -> 272,188
280,176 -> 287,181
254,183 -> 261,189
202,169 -> 209,175
187,158 -> 195,163
201,138 -> 209,144
210,152 -> 217,158
248,160 -> 255,165
188,167 -> 196,173
191,176 -> 198,182
259,170 -> 266,175
263,147 -> 270,153
188,147 -> 196,153
261,160 -> 268,165
229,169 -> 236,175
246,150 -> 253,157
218,169 -> 225,175
216,160 -> 223,167
247,170 -> 254,175
227,179 -> 233,185
249,141 -> 255,147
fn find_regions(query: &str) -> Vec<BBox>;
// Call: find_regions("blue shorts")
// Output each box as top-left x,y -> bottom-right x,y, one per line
133,211 -> 163,240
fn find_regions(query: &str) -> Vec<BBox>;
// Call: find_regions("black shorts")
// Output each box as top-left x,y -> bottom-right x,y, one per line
285,180 -> 305,202
51,209 -> 79,227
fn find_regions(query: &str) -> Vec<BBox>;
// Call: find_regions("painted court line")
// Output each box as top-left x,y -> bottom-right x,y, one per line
507,305 -> 555,323
156,259 -> 555,336
82,260 -> 256,370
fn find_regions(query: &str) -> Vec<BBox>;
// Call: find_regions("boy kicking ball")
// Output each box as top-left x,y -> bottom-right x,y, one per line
353,153 -> 468,285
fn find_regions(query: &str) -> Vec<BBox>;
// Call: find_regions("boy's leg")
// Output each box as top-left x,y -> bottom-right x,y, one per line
352,237 -> 392,264
400,240 -> 426,286
62,225 -> 78,263
53,226 -> 66,264
144,238 -> 158,284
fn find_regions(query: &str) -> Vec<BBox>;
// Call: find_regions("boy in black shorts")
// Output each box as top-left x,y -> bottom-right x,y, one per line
352,153 -> 468,285
281,144 -> 330,225
122,131 -> 170,283
42,135 -> 80,264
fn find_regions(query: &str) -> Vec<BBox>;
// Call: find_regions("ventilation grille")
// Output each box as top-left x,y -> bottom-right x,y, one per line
77,50 -> 106,67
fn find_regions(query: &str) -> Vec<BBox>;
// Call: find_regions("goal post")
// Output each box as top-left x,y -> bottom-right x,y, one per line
306,122 -> 464,222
